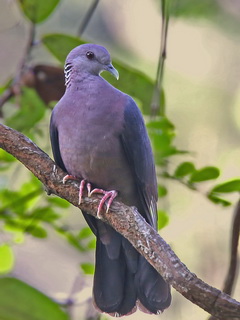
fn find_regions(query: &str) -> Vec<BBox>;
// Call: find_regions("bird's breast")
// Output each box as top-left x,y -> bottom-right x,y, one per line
57,97 -> 134,195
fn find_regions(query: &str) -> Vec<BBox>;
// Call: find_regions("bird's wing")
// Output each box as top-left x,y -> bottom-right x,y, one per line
50,112 -> 67,172
120,97 -> 158,228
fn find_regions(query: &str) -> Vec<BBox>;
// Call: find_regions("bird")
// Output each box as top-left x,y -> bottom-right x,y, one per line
50,43 -> 171,316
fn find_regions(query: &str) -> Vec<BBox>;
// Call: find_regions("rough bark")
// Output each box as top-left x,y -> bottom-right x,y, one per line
0,123 -> 239,319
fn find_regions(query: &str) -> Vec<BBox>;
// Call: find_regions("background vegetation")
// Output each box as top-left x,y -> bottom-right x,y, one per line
0,0 -> 239,319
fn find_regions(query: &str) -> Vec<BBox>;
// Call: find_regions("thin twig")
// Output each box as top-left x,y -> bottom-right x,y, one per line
151,0 -> 170,116
0,88 -> 13,111
78,0 -> 100,36
207,199 -> 240,320
0,22 -> 35,110
223,199 -> 240,295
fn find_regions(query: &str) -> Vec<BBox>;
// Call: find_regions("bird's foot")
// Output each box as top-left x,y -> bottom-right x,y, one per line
89,188 -> 118,218
62,174 -> 78,184
62,175 -> 91,205
62,175 -> 117,216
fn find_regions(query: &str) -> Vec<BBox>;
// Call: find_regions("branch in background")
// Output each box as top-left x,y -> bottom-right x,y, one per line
12,22 -> 35,87
208,200 -> 240,320
0,88 -> 13,115
0,22 -> 35,110
151,0 -> 170,116
223,199 -> 240,295
0,123 -> 240,320
78,0 -> 100,36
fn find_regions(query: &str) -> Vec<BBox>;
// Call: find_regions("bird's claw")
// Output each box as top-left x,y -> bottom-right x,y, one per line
62,174 -> 78,184
62,175 -> 117,217
89,188 -> 118,218
62,175 -> 86,205
78,179 -> 86,205
87,183 -> 92,197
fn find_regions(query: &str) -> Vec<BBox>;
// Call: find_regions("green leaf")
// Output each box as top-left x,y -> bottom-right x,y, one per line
174,162 -> 195,177
207,194 -> 232,207
157,210 -> 169,230
0,244 -> 14,274
18,0 -> 60,23
0,149 -> 16,162
0,149 -> 16,171
67,233 -> 84,251
146,117 -> 186,161
170,0 -> 220,19
158,185 -> 167,198
211,179 -> 240,193
81,263 -> 94,275
78,227 -> 92,239
190,166 -> 220,183
0,277 -> 69,320
42,34 -> 85,64
30,207 -> 60,223
5,88 -> 46,138
87,238 -> 96,250
47,197 -> 70,208
27,226 -> 47,238
147,116 -> 175,131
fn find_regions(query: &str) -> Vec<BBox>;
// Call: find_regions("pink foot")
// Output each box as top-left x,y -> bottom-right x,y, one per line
62,175 -> 117,217
62,174 -> 78,184
89,188 -> 118,218
62,175 -> 88,205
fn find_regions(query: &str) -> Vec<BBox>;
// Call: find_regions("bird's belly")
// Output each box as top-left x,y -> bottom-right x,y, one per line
59,130 -> 137,205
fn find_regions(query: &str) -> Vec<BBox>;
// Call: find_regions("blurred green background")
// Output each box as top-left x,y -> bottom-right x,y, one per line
0,0 -> 240,319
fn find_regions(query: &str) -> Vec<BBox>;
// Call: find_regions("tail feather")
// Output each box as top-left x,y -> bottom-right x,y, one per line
135,256 -> 171,313
91,221 -> 171,316
93,238 -> 137,315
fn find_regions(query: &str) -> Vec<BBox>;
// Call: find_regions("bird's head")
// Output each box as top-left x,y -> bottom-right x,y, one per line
65,44 -> 119,82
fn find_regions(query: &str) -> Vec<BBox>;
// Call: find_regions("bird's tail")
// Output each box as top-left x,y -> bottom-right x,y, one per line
93,237 -> 137,316
135,255 -> 172,314
93,231 -> 171,316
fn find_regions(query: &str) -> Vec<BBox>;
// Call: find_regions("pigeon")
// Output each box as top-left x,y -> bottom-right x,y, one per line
50,43 -> 171,316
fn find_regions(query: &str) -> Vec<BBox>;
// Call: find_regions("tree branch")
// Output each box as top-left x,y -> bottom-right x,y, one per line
208,200 -> 240,320
0,123 -> 240,319
223,200 -> 240,295
0,22 -> 35,110
78,0 -> 100,36
151,0 -> 169,116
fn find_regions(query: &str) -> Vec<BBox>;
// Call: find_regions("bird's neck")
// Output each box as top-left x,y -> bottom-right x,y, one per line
64,63 -> 100,89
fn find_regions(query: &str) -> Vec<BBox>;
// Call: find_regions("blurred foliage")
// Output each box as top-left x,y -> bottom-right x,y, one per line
0,244 -> 14,274
0,277 -> 69,320
169,0 -> 220,19
5,88 -> 46,139
0,0 -> 239,318
18,0 -> 60,23
42,34 -> 85,63
81,262 -> 95,275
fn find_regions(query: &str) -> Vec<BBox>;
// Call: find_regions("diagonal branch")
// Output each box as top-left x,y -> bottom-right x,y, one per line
78,0 -> 100,36
223,200 -> 240,295
0,123 -> 240,320
0,22 -> 35,110
151,0 -> 170,116
208,200 -> 240,320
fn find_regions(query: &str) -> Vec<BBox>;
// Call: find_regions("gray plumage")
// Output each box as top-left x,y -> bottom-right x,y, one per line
50,43 -> 171,316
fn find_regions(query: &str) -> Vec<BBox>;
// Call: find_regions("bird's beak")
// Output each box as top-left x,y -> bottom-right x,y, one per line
106,63 -> 119,80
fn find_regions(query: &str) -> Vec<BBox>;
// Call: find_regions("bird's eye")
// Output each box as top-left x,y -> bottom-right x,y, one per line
86,51 -> 95,59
